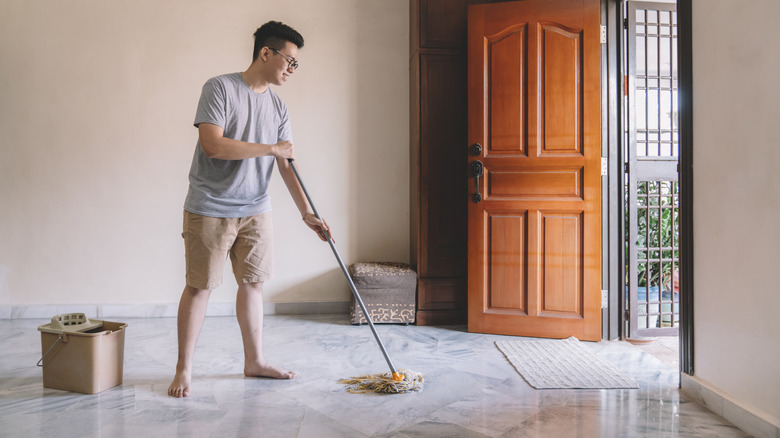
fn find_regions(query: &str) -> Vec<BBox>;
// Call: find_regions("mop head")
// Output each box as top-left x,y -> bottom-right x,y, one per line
339,369 -> 423,394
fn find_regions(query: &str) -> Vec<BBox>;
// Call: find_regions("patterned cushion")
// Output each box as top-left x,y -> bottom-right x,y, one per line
348,262 -> 417,324
348,262 -> 417,289
350,297 -> 416,325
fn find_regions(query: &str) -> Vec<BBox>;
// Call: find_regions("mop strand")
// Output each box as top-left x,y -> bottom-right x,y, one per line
339,368 -> 423,394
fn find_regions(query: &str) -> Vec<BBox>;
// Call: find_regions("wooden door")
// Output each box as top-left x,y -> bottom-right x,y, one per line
467,0 -> 601,341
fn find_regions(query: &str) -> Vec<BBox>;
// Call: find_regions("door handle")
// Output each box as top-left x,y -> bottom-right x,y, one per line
471,160 -> 484,203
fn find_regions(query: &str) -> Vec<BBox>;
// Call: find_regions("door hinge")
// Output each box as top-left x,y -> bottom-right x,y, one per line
600,25 -> 607,44
623,18 -> 628,29
602,289 -> 609,309
601,157 -> 608,176
624,162 -> 630,174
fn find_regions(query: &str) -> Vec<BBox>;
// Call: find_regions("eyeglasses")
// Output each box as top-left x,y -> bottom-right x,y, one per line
270,48 -> 299,71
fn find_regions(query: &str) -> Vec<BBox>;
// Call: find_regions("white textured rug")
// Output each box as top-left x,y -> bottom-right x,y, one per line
496,337 -> 639,389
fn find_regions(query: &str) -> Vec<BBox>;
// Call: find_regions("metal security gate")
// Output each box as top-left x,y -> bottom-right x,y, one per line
625,1 -> 680,338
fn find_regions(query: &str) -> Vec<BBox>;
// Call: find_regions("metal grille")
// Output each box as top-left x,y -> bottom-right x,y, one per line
634,7 -> 678,159
625,2 -> 680,338
635,180 -> 679,330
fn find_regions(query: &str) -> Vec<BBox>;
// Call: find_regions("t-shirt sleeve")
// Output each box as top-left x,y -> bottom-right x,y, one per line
194,78 -> 226,129
277,103 -> 292,142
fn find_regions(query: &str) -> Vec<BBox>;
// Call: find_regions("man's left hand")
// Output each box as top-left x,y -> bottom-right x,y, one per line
303,213 -> 331,242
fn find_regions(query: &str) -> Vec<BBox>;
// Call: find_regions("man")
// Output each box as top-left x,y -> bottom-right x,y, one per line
168,21 -> 328,398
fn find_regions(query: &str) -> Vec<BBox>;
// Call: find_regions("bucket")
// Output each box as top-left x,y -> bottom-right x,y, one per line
37,313 -> 127,394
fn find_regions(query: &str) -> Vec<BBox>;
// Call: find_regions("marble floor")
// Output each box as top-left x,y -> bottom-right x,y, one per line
0,315 -> 749,438
632,336 -> 681,370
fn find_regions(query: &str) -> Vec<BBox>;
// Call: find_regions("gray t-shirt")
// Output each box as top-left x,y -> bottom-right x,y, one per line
183,73 -> 292,218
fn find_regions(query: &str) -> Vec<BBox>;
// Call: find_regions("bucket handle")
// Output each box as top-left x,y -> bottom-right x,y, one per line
37,334 -> 65,367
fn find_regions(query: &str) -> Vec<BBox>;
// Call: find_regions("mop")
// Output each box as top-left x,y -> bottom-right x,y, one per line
287,159 -> 423,394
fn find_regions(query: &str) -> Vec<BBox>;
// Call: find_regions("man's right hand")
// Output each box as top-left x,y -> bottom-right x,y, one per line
273,140 -> 295,160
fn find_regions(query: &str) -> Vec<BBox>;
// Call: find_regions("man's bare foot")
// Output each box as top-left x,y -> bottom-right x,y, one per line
245,361 -> 297,379
168,368 -> 192,398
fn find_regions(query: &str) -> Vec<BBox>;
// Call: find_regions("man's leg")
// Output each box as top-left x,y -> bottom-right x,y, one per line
168,285 -> 212,397
236,282 -> 296,379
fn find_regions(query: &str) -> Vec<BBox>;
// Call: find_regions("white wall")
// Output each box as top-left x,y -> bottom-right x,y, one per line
692,0 -> 780,422
0,0 -> 409,308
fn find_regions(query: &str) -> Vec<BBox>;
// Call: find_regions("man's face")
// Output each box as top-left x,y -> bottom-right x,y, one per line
267,41 -> 299,86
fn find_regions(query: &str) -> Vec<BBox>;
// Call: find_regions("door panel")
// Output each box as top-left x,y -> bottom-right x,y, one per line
488,168 -> 582,198
420,54 -> 468,278
540,211 -> 582,316
468,0 -> 601,341
488,25 -> 528,153
541,24 -> 581,153
488,212 -> 527,313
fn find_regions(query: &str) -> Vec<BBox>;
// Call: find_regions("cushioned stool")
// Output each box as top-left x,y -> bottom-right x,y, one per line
348,262 -> 417,325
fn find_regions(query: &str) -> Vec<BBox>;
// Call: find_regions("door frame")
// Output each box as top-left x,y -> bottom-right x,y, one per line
603,0 -> 622,341
676,0 -> 693,376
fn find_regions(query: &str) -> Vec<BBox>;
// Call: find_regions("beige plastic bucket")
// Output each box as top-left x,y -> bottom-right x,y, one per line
37,313 -> 127,394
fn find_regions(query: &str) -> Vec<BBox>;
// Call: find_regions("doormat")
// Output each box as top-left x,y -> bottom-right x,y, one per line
496,337 -> 638,389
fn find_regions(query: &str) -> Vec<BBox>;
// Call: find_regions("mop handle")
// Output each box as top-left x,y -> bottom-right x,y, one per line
287,159 -> 399,377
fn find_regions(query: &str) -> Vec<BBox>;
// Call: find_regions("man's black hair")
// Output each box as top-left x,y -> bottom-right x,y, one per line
252,21 -> 304,61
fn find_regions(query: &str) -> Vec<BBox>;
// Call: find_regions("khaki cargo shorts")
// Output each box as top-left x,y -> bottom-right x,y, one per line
182,210 -> 274,290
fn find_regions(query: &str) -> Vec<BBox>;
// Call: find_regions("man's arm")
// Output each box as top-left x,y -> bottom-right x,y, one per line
276,158 -> 330,242
198,123 -> 294,160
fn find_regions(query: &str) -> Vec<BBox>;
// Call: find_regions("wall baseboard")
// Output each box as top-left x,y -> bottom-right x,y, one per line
680,373 -> 780,438
0,301 -> 350,320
